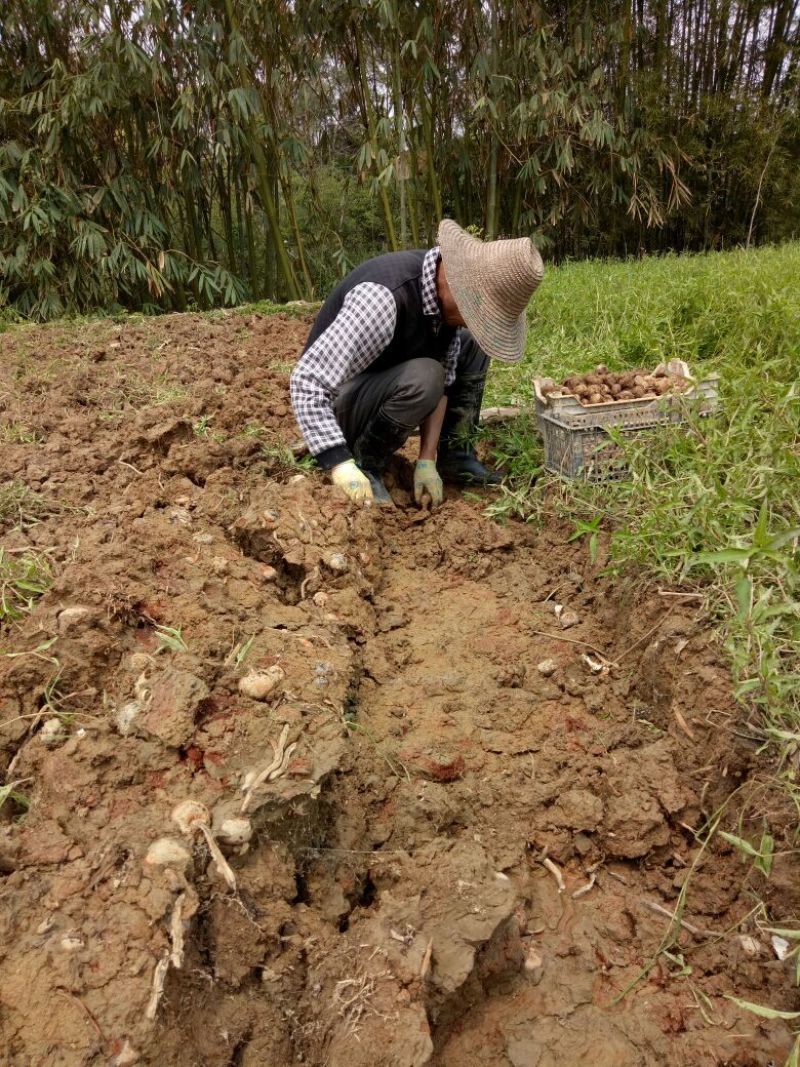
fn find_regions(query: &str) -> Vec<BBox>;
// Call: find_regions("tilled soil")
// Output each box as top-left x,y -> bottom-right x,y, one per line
1,310 -> 798,1067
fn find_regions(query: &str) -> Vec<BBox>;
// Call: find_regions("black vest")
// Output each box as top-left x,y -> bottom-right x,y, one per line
303,250 -> 456,374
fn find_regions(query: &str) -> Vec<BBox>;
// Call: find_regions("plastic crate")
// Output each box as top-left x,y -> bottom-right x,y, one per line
533,360 -> 720,481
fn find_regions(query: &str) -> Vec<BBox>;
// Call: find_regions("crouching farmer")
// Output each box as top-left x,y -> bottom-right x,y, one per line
290,220 -> 543,507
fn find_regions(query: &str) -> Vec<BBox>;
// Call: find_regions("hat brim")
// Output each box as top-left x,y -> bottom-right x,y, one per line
438,225 -> 528,363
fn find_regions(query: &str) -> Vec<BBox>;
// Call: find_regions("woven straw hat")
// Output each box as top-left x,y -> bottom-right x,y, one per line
437,219 -> 544,363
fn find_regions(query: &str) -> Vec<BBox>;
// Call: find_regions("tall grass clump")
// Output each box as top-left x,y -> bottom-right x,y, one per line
485,241 -> 800,747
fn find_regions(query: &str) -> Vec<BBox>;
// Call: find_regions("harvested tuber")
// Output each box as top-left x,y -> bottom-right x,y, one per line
543,363 -> 693,407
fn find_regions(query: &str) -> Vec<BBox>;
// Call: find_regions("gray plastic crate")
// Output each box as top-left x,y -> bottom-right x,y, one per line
533,361 -> 720,481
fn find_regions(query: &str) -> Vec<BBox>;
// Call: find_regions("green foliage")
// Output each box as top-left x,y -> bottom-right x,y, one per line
1,1 -> 797,320
719,830 -> 775,877
0,548 -> 51,625
154,625 -> 189,654
0,781 -> 30,818
261,442 -> 317,477
485,241 -> 800,746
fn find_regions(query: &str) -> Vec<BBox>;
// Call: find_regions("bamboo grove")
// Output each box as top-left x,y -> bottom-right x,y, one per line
1,0 -> 798,318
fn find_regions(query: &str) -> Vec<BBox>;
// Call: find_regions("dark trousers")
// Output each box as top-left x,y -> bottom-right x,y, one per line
332,329 -> 489,448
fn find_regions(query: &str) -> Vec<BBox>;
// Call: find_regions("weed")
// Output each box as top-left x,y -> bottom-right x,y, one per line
240,422 -> 266,439
234,635 -> 255,668
224,634 -> 255,668
0,548 -> 51,624
0,781 -> 30,818
1,635 -> 59,664
567,515 -> 602,564
0,483 -> 47,530
193,413 -> 214,437
145,376 -> 189,407
261,442 -> 316,477
0,483 -> 89,533
0,422 -> 43,444
234,299 -> 320,321
271,359 -> 296,376
719,828 -> 775,877
154,624 -> 188,654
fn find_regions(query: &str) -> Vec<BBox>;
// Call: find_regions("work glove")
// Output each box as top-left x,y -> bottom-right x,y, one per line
413,459 -> 443,509
330,459 -> 374,505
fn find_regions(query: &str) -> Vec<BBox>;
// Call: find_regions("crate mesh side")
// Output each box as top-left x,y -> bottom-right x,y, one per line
542,415 -> 655,481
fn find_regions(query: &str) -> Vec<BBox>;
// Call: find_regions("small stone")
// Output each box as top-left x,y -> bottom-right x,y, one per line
57,606 -> 91,632
60,933 -> 84,953
115,700 -> 141,736
406,749 -> 466,782
128,652 -> 154,673
739,935 -> 761,958
573,832 -> 593,856
144,838 -> 192,871
288,474 -> 307,484
312,591 -> 328,607
210,556 -> 229,575
260,565 -> 278,581
772,935 -> 791,961
536,658 -> 558,677
238,666 -> 285,701
559,609 -> 580,629
217,817 -> 253,847
110,1038 -> 141,1066
39,718 -> 66,746
524,945 -> 544,982
325,552 -> 348,574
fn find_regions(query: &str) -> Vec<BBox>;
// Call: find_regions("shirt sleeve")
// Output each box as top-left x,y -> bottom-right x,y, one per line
290,283 -> 397,468
442,331 -> 461,388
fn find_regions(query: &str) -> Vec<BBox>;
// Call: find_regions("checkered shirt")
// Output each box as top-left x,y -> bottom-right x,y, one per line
290,246 -> 461,460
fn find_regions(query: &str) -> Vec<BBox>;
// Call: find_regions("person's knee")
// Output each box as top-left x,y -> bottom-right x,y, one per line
391,358 -> 444,421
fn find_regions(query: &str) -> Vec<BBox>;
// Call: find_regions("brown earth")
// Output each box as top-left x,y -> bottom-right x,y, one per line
1,309 -> 798,1067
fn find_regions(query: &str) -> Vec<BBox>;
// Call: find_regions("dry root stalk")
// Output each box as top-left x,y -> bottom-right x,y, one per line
169,892 -> 186,968
145,952 -> 170,1021
172,800 -> 237,892
419,937 -> 434,980
571,872 -> 597,899
240,723 -> 297,814
541,857 -> 566,893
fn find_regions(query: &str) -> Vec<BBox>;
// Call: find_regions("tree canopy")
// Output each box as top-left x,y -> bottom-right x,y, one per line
1,0 -> 798,318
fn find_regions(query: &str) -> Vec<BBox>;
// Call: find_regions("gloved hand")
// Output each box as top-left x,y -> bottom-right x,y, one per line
330,459 -> 374,505
414,459 -> 443,509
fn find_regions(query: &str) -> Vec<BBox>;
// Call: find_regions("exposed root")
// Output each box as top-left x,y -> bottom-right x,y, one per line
169,892 -> 186,969
145,952 -> 170,1022
541,857 -> 566,893
572,872 -> 597,899
240,723 -> 298,814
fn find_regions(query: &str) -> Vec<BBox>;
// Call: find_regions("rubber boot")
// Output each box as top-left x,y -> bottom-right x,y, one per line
352,412 -> 410,504
438,370 -> 502,486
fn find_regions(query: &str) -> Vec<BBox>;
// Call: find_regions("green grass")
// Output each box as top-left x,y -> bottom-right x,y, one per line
233,298 -> 321,319
0,422 -> 43,445
0,482 -> 90,533
484,241 -> 800,749
0,548 -> 52,625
